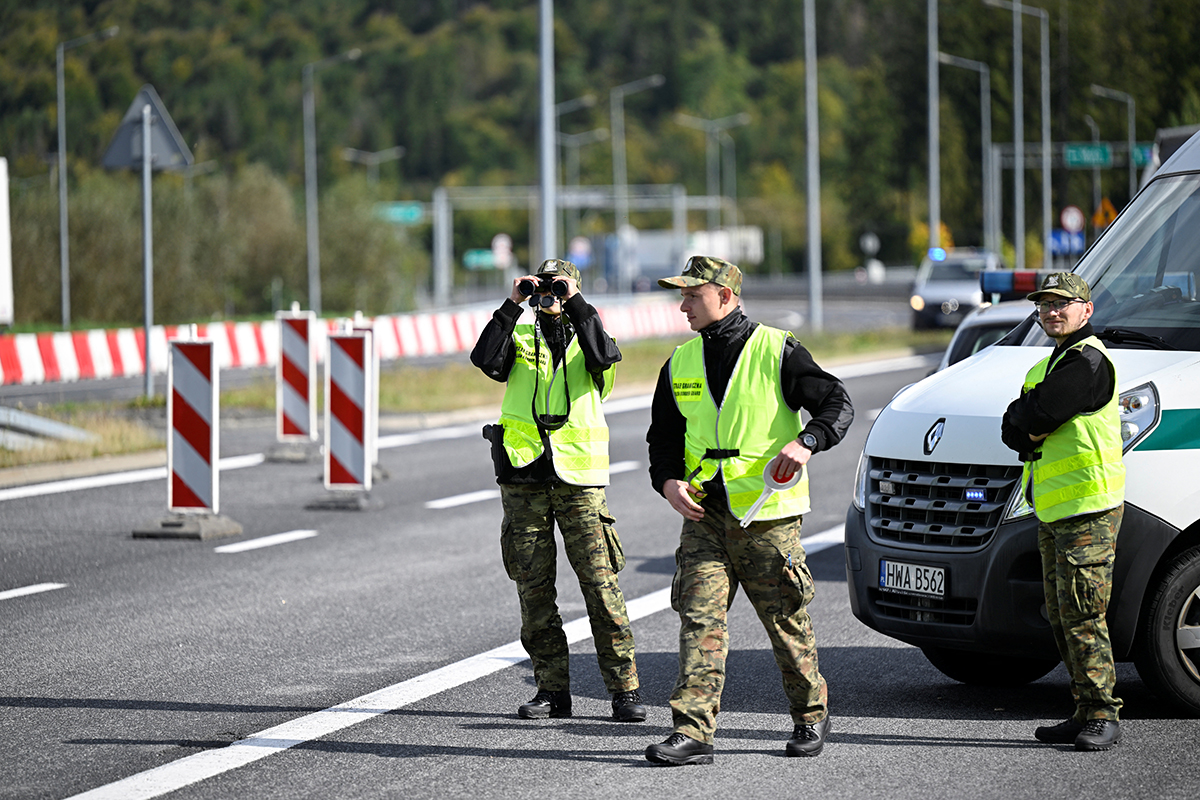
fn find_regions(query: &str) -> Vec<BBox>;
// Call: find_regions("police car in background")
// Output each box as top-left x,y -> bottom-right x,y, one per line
909,248 -> 1005,330
846,130 -> 1200,715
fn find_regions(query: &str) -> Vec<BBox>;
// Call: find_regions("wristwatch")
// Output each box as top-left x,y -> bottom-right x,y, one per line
799,432 -> 818,451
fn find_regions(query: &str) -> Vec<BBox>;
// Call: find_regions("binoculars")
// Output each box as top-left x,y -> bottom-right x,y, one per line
518,277 -> 569,298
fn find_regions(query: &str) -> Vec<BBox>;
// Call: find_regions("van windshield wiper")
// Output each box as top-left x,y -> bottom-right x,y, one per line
1096,327 -> 1178,350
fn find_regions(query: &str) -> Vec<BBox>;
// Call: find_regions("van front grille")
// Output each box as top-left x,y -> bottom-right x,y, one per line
866,457 -> 1022,550
868,588 -> 978,625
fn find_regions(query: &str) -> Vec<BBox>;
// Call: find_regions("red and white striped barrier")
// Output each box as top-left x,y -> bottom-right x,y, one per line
275,310 -> 317,442
324,329 -> 373,492
0,298 -> 692,387
352,314 -> 381,469
167,338 -> 219,512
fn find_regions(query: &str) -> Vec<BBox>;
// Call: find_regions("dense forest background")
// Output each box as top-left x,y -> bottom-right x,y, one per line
2,0 -> 1199,326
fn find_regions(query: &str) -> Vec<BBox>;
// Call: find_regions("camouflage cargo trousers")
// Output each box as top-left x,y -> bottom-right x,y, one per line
1038,504 -> 1124,721
499,483 -> 639,694
669,507 -> 827,744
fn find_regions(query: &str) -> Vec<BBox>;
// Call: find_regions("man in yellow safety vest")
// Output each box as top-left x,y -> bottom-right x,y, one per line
1001,271 -> 1126,751
471,258 -> 646,724
644,255 -> 854,765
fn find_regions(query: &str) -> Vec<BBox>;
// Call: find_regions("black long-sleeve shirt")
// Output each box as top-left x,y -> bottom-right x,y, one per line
1001,322 -> 1116,455
470,294 -> 621,483
646,308 -> 855,507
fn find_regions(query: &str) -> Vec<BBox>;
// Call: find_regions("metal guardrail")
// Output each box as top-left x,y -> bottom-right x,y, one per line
0,405 -> 98,450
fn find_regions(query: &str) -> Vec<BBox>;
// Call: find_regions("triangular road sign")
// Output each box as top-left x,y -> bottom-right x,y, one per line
102,84 -> 194,171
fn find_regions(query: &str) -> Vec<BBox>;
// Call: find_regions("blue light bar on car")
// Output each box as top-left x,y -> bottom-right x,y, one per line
929,247 -> 947,261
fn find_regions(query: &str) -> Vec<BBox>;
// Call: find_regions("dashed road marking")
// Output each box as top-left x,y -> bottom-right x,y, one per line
0,582 -> 67,601
213,530 -> 318,554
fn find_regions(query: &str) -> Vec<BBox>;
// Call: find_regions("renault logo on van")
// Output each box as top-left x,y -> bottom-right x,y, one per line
924,418 -> 946,455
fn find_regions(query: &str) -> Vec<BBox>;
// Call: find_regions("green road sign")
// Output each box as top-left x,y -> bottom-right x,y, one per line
463,249 -> 496,270
1132,144 -> 1154,167
1064,143 -> 1112,169
375,201 -> 425,225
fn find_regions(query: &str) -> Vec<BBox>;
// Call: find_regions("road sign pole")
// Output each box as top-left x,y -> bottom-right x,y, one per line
142,104 -> 154,399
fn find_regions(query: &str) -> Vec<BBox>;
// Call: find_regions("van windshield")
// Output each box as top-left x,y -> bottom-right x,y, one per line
1020,173 -> 1200,351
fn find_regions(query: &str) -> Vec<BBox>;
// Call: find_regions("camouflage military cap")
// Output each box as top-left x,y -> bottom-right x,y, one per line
536,259 -> 581,282
657,255 -> 743,296
1028,272 -> 1091,302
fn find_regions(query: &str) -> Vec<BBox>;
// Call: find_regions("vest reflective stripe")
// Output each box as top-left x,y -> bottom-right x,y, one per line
497,324 -> 613,486
1021,336 -> 1125,523
670,325 -> 810,521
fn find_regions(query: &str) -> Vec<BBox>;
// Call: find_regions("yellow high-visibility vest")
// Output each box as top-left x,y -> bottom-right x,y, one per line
1021,336 -> 1125,523
669,325 -> 809,521
497,324 -> 614,486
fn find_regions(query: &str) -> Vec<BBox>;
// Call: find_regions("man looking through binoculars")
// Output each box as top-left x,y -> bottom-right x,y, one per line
470,258 -> 647,724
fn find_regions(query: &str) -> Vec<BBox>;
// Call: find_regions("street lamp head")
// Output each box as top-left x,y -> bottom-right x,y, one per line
101,26 -> 119,40
347,48 -> 362,61
648,74 -> 665,88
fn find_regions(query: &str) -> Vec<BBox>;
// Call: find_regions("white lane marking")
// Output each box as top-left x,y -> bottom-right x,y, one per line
65,524 -> 846,800
602,395 -> 653,415
0,453 -> 264,503
802,524 -> 845,554
425,489 -> 500,510
376,423 -> 480,450
834,354 -> 938,378
214,530 -> 318,554
423,461 -> 643,510
0,582 -> 67,601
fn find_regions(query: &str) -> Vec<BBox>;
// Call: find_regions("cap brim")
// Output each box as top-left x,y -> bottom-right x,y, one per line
1026,288 -> 1081,301
657,276 -> 708,290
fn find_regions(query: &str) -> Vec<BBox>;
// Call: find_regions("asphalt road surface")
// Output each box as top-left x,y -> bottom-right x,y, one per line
3,352 -> 1197,800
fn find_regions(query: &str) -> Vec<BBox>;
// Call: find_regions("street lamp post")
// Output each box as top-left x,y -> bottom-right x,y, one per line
538,0 -> 556,263
554,93 -> 597,250
342,146 -> 404,185
805,0 -> 823,331
985,0 -> 1050,269
929,0 -> 940,252
938,52 -> 995,255
610,74 -> 664,291
558,128 -> 608,243
1083,114 -> 1102,223
56,24 -> 118,330
1091,83 -> 1137,201
674,112 -> 750,231
303,48 -> 360,316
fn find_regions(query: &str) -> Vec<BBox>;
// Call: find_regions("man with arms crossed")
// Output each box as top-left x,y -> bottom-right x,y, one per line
1002,272 -> 1125,751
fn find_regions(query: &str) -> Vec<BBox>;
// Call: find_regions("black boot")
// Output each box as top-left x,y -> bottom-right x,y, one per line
1034,718 -> 1084,744
517,689 -> 572,719
645,732 -> 713,766
611,689 -> 648,722
786,717 -> 831,757
1075,719 -> 1120,751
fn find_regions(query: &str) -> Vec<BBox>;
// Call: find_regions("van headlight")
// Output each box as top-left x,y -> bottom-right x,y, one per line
1119,382 -> 1159,452
852,446 -> 870,510
1004,484 -> 1034,522
910,295 -> 926,312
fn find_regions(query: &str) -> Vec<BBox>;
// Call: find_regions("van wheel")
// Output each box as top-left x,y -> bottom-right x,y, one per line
920,646 -> 1059,686
1134,545 -> 1200,716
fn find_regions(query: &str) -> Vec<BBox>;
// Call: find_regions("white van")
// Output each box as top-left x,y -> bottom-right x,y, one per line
846,131 -> 1200,714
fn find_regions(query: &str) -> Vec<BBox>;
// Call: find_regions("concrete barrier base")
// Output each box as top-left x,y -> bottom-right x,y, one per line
305,491 -> 372,511
265,441 -> 322,463
132,513 -> 244,540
